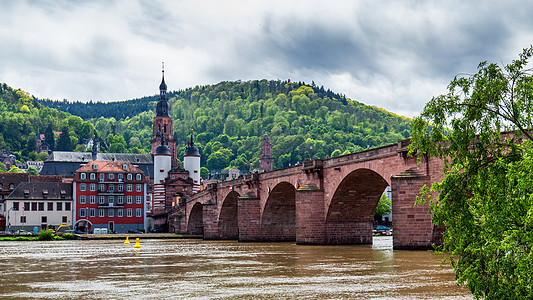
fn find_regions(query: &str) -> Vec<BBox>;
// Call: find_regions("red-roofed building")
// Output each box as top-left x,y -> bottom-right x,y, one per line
73,161 -> 148,233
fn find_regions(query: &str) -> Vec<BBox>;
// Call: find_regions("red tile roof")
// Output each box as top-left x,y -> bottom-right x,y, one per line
75,161 -> 143,174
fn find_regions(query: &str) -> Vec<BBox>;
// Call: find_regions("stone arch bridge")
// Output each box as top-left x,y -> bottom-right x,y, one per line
169,139 -> 444,249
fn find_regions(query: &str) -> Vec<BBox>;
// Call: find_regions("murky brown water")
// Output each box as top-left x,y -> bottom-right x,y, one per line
0,237 -> 471,299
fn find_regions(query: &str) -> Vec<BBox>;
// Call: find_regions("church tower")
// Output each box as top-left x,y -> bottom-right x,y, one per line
260,134 -> 273,172
152,132 -> 171,215
152,64 -> 177,169
184,131 -> 201,192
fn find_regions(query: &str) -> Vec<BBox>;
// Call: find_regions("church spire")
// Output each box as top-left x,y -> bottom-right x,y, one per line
156,62 -> 171,117
159,62 -> 167,96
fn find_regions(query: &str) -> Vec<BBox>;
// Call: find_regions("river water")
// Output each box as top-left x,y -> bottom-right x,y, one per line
0,237 -> 471,299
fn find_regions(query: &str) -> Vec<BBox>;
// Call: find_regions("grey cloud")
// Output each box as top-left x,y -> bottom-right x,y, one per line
260,21 -> 373,73
2,0 -> 533,117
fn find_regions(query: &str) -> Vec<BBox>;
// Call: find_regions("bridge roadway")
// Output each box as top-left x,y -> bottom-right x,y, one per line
168,139 -> 444,249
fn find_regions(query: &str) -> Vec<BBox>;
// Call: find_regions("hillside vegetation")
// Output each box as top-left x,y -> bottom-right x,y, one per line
39,80 -> 411,171
0,83 -> 97,161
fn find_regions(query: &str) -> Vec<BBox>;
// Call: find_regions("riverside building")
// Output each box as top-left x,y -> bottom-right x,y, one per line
72,161 -> 148,233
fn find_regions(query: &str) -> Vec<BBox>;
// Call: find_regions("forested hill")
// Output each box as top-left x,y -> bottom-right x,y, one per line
38,80 -> 349,121
39,94 -> 160,120
0,83 -> 96,163
38,79 -> 411,171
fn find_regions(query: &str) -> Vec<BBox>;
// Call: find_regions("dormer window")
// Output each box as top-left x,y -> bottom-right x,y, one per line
24,190 -> 30,199
80,173 -> 86,180
43,190 -> 48,198
9,183 -> 14,189
93,164 -> 98,170
123,164 -> 128,171
60,190 -> 66,199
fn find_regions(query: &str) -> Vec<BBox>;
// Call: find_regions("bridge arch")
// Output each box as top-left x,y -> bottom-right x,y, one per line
187,202 -> 204,235
261,181 -> 296,241
326,168 -> 388,244
218,191 -> 240,239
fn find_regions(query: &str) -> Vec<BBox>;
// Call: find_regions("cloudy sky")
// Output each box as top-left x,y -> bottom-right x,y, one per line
1,1 -> 532,117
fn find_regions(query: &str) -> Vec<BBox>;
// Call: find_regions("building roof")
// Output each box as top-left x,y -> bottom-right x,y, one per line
159,70 -> 167,91
0,173 -> 63,195
155,134 -> 171,155
185,133 -> 200,156
45,152 -> 153,164
6,182 -> 72,201
0,173 -> 29,193
41,151 -> 154,178
75,160 -> 144,174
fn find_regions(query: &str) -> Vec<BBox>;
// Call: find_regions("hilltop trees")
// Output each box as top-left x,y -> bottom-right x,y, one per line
3,79 -> 412,170
410,47 -> 533,299
0,84 -> 83,159
78,80 -> 409,171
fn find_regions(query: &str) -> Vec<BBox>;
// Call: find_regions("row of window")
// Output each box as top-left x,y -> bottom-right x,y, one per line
78,183 -> 143,192
79,172 -> 143,181
12,202 -> 71,212
78,208 -> 142,218
19,216 -> 69,224
78,195 -> 143,204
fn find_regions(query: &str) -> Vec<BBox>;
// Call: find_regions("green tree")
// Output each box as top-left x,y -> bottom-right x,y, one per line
26,166 -> 39,175
374,193 -> 391,219
45,125 -> 55,150
24,132 -> 37,157
37,152 -> 49,161
410,47 -> 533,299
200,167 -> 209,179
331,149 -> 342,157
73,144 -> 86,152
79,121 -> 95,140
106,134 -> 126,153
7,166 -> 23,173
56,128 -> 72,151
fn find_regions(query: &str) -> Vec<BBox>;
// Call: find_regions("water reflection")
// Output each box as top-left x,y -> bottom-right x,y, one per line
0,237 -> 471,299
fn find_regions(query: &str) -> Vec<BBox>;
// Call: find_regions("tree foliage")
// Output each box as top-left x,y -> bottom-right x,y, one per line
42,80 -> 410,171
374,193 -> 391,219
2,79 -> 412,171
26,166 -> 39,175
410,47 -> 533,299
7,165 -> 23,173
0,83 -> 98,161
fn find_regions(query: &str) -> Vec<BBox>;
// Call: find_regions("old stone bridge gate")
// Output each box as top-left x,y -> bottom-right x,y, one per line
169,140 -> 444,249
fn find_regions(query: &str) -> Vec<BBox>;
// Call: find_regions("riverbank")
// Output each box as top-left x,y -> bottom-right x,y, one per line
0,232 -> 203,241
74,233 -> 203,240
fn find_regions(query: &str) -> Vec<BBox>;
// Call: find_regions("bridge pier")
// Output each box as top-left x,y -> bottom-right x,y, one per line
202,201 -> 219,239
392,171 -> 436,249
237,192 -> 262,241
295,184 -> 326,244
